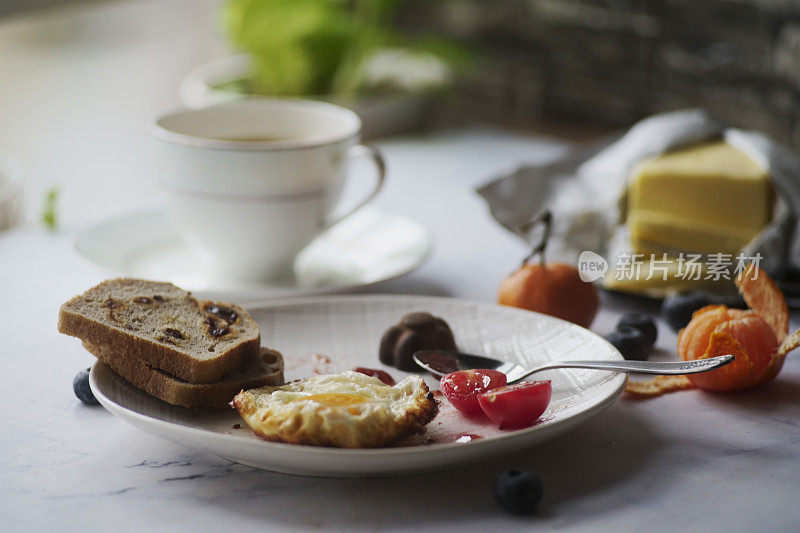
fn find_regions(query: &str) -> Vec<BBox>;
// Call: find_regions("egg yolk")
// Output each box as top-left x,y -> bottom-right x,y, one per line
294,393 -> 367,407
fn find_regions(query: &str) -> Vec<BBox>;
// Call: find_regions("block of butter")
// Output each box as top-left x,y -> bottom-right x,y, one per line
626,141 -> 773,255
602,253 -> 715,295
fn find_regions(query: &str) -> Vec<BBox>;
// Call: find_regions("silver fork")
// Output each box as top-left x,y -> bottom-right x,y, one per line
413,350 -> 735,384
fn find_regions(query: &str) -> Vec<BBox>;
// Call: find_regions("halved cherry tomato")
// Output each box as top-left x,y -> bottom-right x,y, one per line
352,367 -> 396,386
440,369 -> 507,416
478,380 -> 551,429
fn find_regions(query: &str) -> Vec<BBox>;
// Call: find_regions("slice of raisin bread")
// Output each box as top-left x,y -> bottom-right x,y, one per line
85,342 -> 284,408
58,278 -> 260,384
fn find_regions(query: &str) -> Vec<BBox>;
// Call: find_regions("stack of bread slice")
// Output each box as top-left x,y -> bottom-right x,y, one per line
58,278 -> 284,408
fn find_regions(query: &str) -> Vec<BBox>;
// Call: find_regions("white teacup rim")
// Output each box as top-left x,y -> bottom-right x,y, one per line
149,98 -> 361,152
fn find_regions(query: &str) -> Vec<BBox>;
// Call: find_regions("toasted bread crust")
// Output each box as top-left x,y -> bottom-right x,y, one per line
60,307 -> 259,383
86,342 -> 284,408
58,279 -> 260,384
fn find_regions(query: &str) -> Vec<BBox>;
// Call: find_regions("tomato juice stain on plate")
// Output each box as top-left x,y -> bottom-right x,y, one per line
454,433 -> 483,443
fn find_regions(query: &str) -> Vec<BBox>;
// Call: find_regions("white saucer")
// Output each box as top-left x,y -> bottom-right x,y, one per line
90,294 -> 626,478
75,207 -> 433,302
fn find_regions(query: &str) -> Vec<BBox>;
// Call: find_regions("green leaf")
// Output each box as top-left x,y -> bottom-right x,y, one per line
41,186 -> 58,231
221,0 -> 397,96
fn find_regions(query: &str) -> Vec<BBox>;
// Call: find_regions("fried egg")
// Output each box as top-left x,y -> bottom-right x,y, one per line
232,370 -> 438,448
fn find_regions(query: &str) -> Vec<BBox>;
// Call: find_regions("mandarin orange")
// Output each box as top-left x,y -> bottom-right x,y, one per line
628,265 -> 796,397
497,210 -> 599,328
498,262 -> 599,328
677,305 -> 778,391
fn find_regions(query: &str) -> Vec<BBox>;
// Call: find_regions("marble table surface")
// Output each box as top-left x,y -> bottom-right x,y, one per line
2,1 -> 800,532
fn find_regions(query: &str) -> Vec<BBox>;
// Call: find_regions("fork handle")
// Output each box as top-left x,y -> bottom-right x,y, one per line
522,354 -> 734,380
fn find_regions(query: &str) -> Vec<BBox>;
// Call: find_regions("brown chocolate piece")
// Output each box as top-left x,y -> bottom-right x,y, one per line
379,312 -> 457,371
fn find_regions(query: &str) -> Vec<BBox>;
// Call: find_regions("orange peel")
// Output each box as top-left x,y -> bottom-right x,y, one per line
625,375 -> 693,398
778,328 -> 800,358
735,263 -> 788,343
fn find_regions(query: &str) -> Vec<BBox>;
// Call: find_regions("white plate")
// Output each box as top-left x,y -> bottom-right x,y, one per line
74,207 -> 433,302
90,295 -> 626,478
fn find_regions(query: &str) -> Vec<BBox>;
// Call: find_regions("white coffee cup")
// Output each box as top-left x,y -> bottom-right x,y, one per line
149,98 -> 385,281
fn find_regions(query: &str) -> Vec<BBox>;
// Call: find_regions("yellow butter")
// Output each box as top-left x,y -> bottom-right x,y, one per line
627,142 -> 772,255
602,254 -> 715,296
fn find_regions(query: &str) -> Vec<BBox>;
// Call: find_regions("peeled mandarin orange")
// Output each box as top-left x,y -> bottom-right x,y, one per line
629,265 -> 796,397
678,306 -> 778,391
676,265 -> 789,392
498,262 -> 600,328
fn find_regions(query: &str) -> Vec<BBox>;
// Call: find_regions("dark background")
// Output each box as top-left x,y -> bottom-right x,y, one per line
4,0 -> 799,146
397,0 -> 800,146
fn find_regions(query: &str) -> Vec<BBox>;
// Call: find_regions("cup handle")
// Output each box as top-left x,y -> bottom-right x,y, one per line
325,144 -> 386,228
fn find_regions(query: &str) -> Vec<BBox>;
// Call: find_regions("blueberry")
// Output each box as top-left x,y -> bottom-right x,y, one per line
492,469 -> 543,515
616,313 -> 657,346
73,368 -> 99,405
661,291 -> 711,332
605,325 -> 650,360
